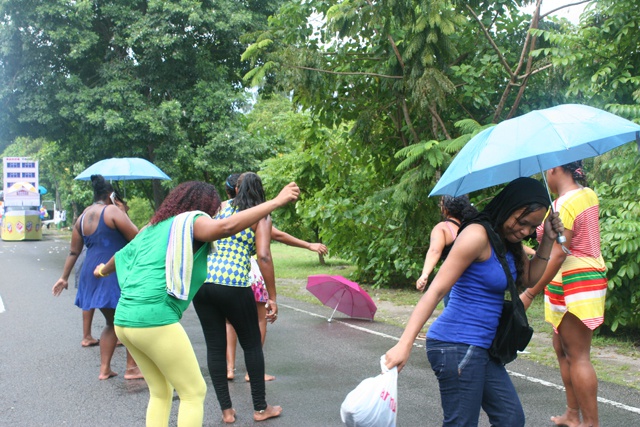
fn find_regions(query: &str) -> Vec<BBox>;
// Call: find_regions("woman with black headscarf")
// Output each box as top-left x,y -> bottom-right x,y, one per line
385,177 -> 564,426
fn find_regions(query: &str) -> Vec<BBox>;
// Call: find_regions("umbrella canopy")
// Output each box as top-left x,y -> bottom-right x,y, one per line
430,104 -> 640,197
75,157 -> 171,181
306,275 -> 377,322
6,182 -> 38,194
38,185 -> 47,195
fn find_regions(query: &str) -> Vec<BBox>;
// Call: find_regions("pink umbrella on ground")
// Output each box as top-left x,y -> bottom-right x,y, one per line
306,275 -> 378,322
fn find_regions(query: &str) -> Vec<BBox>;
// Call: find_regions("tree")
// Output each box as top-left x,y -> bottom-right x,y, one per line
0,0 -> 287,207
532,0 -> 640,331
242,0 -> 575,286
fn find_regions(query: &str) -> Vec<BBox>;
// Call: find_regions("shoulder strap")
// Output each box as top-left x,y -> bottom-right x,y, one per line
475,220 -> 518,302
444,218 -> 461,228
79,213 -> 86,236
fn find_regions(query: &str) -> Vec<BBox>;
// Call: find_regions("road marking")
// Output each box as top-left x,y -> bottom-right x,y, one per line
282,303 -> 640,415
508,371 -> 640,414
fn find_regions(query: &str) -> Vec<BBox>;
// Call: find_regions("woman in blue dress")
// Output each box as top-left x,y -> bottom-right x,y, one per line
52,174 -> 141,380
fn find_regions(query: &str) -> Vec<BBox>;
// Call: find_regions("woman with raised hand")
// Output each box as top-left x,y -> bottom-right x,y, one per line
94,180 -> 299,427
521,161 -> 606,427
194,172 -> 285,423
220,173 -> 327,383
385,177 -> 564,426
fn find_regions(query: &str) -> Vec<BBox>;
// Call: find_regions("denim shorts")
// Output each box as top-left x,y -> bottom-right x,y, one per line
426,338 -> 525,426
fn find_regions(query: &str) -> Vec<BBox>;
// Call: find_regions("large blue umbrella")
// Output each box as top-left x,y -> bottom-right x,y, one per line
430,104 -> 640,197
75,157 -> 171,181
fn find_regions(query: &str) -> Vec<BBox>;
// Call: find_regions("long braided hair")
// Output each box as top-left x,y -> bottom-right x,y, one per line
560,160 -> 588,187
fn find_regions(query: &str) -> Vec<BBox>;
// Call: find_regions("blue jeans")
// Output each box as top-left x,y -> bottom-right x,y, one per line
426,339 -> 525,427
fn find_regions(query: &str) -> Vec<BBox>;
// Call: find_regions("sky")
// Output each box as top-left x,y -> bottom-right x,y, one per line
521,0 -> 589,24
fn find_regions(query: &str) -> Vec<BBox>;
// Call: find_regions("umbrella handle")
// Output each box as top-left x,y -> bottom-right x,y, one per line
538,160 -> 570,251
328,289 -> 347,323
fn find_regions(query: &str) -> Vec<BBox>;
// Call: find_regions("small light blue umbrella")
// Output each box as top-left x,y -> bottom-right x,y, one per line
38,185 -> 47,195
430,104 -> 640,197
75,157 -> 171,181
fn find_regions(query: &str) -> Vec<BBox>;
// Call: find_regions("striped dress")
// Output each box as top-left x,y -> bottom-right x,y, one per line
542,187 -> 607,330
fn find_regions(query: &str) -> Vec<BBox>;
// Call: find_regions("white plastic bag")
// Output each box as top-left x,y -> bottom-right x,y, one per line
340,355 -> 398,427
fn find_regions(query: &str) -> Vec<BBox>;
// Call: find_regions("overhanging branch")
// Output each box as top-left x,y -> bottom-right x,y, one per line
291,65 -> 403,79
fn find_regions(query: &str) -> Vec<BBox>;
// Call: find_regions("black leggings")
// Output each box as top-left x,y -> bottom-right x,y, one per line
192,283 -> 266,411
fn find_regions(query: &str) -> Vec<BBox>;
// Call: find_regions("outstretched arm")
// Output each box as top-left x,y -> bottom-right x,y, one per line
193,182 -> 300,242
52,222 -> 84,296
271,226 -> 328,255
386,224 -> 489,372
416,223 -> 447,291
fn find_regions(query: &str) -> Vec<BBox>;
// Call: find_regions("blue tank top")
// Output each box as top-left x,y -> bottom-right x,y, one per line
427,247 -> 517,349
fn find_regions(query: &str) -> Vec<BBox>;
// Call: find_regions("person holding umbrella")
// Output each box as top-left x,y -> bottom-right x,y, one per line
385,177 -> 564,426
521,161 -> 606,427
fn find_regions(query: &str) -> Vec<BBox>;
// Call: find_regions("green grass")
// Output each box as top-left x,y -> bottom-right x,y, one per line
271,242 -> 356,278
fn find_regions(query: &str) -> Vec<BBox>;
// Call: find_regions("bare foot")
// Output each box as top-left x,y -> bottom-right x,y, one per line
227,368 -> 235,381
254,405 -> 282,421
124,366 -> 144,380
81,338 -> 99,347
245,373 -> 276,382
222,408 -> 236,424
98,370 -> 118,380
551,407 -> 580,427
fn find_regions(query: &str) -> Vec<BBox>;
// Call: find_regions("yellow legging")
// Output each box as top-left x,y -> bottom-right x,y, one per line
115,323 -> 206,427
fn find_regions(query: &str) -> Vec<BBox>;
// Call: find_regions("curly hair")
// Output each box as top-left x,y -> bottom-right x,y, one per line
90,175 -> 114,203
149,181 -> 221,225
560,160 -> 588,187
224,173 -> 241,199
441,195 -> 477,222
231,172 -> 265,211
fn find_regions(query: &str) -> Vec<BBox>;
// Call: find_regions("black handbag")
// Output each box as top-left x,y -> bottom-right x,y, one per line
480,221 -> 534,365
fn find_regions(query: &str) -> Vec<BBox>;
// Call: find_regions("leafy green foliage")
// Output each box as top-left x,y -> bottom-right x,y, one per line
594,146 -> 640,331
126,196 -> 155,229
240,0 -> 574,287
0,0 -> 288,209
532,0 -> 640,332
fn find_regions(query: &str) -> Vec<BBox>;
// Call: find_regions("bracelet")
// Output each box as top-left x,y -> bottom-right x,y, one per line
523,290 -> 535,300
535,252 -> 550,261
98,265 -> 107,277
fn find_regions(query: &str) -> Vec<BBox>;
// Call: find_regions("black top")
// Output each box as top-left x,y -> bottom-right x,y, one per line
440,218 -> 461,260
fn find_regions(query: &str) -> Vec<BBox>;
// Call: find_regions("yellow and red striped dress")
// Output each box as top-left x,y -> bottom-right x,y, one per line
542,187 -> 607,330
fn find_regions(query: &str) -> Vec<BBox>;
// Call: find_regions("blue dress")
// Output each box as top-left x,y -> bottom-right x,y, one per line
74,207 -> 128,310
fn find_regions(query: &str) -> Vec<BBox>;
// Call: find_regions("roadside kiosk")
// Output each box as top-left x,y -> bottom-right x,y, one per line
1,182 -> 42,241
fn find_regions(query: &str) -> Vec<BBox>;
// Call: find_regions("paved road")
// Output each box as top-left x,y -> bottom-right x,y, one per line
1,232 -> 639,426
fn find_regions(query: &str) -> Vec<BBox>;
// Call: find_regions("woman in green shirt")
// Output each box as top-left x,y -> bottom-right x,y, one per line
95,180 -> 299,427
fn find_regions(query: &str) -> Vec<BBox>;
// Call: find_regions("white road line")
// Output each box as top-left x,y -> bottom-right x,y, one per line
0,294 -> 5,313
282,302 -> 640,415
